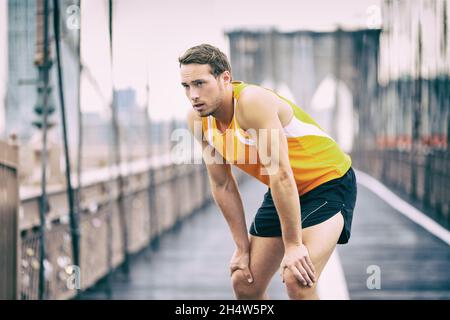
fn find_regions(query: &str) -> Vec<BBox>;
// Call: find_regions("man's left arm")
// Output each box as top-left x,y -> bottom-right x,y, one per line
237,87 -> 316,287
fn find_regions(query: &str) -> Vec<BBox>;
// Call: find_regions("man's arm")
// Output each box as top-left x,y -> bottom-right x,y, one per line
187,111 -> 253,282
236,87 -> 316,286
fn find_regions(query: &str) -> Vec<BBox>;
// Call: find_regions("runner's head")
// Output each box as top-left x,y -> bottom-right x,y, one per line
179,44 -> 232,117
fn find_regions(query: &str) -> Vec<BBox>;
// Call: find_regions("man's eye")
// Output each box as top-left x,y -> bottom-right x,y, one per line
195,82 -> 203,87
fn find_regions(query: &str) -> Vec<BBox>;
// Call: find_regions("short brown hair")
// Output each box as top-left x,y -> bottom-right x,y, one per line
178,44 -> 231,77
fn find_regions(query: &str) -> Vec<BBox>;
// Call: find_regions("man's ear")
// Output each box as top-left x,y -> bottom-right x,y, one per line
222,71 -> 232,84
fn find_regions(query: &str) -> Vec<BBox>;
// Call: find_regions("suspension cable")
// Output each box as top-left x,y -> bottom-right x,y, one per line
108,0 -> 130,275
75,0 -> 83,277
52,0 -> 81,295
37,0 -> 50,300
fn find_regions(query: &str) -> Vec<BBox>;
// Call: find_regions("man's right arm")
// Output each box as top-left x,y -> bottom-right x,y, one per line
187,110 -> 250,253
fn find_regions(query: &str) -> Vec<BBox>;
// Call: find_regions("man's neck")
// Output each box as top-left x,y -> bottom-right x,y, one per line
213,85 -> 234,130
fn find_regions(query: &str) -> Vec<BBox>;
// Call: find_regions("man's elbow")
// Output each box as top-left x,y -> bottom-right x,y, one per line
210,175 -> 234,192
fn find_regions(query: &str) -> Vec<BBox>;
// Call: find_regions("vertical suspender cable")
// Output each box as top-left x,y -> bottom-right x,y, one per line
103,0 -> 114,298
145,74 -> 151,165
145,74 -> 154,245
37,0 -> 50,300
75,1 -> 83,255
108,0 -> 130,274
52,0 -> 80,294
144,75 -> 158,249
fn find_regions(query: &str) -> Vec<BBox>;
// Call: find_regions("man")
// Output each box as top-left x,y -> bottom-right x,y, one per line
179,44 -> 357,300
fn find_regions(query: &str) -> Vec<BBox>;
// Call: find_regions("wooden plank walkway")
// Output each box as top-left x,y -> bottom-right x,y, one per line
80,175 -> 450,300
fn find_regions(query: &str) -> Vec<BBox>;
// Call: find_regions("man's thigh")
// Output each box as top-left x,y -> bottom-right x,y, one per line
302,212 -> 344,273
284,212 -> 344,286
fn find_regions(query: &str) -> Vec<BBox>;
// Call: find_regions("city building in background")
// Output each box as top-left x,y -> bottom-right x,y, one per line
6,0 -> 80,143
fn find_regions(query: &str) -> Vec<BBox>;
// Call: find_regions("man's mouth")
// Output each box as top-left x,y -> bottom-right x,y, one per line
194,103 -> 205,110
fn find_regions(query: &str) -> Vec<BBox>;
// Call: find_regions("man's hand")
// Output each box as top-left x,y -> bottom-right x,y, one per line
229,249 -> 254,283
279,244 -> 316,287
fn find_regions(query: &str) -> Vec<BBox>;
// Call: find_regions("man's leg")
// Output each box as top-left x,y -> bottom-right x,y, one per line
231,235 -> 284,299
283,212 -> 344,300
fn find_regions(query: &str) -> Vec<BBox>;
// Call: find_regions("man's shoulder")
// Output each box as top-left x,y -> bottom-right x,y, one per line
236,85 -> 281,129
237,84 -> 269,103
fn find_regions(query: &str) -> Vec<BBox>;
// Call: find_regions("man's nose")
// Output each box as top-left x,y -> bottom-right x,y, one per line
190,89 -> 199,101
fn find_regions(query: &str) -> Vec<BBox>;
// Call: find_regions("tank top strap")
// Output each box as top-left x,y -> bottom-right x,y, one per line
201,116 -> 214,145
232,81 -> 248,99
232,81 -> 247,130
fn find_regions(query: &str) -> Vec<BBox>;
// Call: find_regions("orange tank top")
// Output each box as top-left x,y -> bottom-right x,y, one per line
202,81 -> 352,195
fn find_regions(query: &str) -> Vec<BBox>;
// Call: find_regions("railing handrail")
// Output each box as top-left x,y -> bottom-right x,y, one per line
19,152 -> 195,201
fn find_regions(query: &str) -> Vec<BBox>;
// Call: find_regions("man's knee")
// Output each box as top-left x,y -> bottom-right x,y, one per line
231,270 -> 264,299
284,269 -> 318,300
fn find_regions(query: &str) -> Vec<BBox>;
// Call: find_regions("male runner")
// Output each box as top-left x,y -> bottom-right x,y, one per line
180,44 -> 357,300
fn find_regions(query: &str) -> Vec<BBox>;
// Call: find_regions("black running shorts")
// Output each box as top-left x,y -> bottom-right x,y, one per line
249,167 -> 357,244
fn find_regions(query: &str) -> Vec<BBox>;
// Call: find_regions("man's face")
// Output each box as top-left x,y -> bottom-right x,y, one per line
180,63 -> 228,117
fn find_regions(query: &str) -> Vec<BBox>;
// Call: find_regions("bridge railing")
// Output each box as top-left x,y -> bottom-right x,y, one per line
0,139 -> 19,299
18,155 -> 247,300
